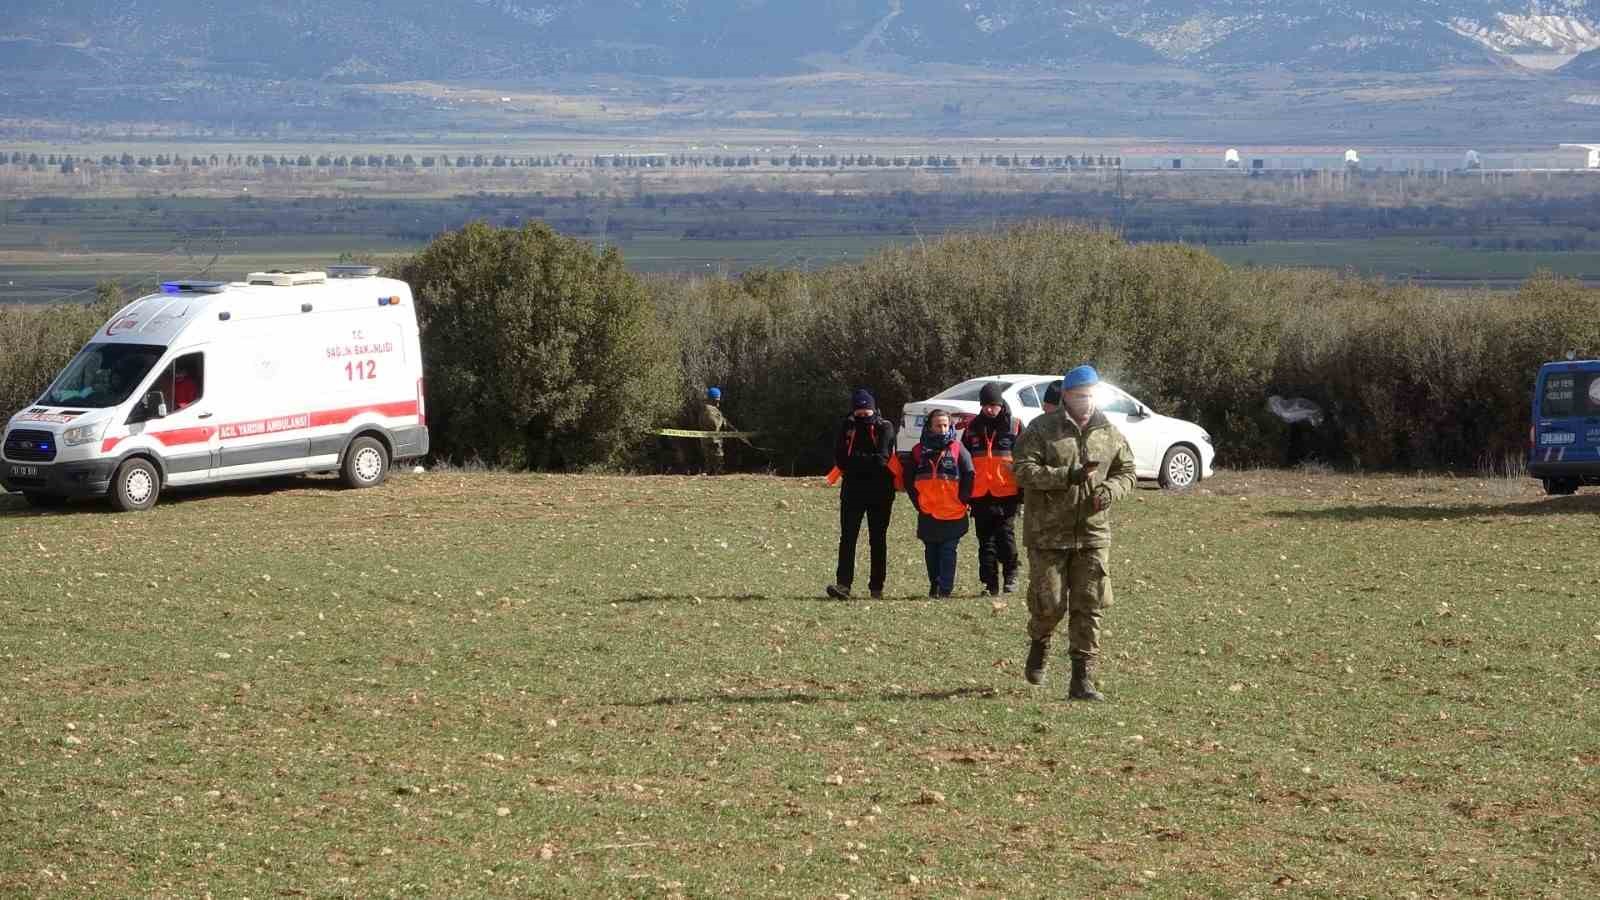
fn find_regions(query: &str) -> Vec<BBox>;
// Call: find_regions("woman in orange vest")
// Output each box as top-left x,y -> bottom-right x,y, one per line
905,409 -> 974,598
962,382 -> 1022,596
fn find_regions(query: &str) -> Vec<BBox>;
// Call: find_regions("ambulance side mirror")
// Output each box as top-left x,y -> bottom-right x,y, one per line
142,391 -> 168,420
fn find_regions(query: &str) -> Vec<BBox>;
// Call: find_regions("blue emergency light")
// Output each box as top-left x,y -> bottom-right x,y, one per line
159,281 -> 228,294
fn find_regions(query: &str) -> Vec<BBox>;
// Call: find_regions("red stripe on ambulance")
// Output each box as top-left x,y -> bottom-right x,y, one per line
99,400 -> 418,453
308,401 -> 419,428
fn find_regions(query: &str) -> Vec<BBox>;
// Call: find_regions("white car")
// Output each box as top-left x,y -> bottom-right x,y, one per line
896,374 -> 1215,489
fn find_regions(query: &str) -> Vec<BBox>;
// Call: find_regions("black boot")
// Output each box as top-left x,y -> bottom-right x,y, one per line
1002,571 -> 1018,594
1069,656 -> 1105,702
1024,638 -> 1049,685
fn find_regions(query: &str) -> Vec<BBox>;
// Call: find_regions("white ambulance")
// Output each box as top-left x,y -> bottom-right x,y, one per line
2,267 -> 428,511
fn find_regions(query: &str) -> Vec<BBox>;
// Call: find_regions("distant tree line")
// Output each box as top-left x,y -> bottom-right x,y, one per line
0,149 -> 1123,174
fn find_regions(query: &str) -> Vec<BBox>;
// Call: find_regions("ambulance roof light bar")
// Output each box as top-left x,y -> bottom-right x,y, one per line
160,280 -> 229,294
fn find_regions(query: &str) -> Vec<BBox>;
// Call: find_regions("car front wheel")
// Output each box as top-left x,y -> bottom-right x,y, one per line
1159,445 -> 1200,490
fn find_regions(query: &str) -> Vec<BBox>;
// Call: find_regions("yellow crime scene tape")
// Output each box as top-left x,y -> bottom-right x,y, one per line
650,428 -> 773,452
650,428 -> 761,439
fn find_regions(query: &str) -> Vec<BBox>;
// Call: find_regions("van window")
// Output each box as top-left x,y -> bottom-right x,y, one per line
40,343 -> 165,408
151,353 -> 205,412
1542,370 -> 1600,418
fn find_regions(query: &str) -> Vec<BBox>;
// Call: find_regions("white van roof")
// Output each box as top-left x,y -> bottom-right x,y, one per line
95,271 -> 412,347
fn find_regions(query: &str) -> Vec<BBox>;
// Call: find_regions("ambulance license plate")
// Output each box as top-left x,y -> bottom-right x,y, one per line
1540,432 -> 1576,446
9,464 -> 39,478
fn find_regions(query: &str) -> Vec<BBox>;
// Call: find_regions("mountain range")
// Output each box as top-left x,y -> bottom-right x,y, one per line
6,1 -> 1600,82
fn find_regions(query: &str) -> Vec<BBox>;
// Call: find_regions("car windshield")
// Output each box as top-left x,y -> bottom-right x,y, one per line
1094,384 -> 1143,415
39,343 -> 165,409
934,379 -> 1011,402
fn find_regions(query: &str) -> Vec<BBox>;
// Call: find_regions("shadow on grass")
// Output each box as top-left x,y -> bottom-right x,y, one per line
0,476 -> 347,517
1266,493 -> 1600,523
162,475 -> 346,505
611,592 -> 821,605
609,592 -> 966,604
629,686 -> 1001,707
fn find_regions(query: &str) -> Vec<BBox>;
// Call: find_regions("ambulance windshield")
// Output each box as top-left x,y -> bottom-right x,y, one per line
40,343 -> 166,409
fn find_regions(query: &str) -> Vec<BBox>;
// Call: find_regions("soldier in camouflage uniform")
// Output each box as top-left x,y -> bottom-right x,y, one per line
697,387 -> 730,475
1012,365 -> 1137,701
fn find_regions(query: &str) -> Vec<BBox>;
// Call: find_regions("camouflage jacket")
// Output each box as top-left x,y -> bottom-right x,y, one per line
696,403 -> 728,435
1013,408 -> 1136,549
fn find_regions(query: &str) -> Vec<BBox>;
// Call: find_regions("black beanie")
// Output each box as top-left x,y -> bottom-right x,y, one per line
979,382 -> 1005,405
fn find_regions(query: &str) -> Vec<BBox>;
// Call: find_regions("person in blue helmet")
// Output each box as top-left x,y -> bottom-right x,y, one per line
1013,365 -> 1137,701
696,386 -> 731,475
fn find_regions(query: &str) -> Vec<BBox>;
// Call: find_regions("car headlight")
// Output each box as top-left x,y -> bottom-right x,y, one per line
62,421 -> 108,446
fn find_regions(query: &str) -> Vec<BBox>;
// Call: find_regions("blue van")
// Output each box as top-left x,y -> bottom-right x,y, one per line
1530,359 -> 1600,495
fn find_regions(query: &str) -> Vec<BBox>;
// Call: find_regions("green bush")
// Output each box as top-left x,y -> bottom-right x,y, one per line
394,222 -> 679,469
11,225 -> 1593,478
0,283 -> 124,422
651,224 -> 1596,474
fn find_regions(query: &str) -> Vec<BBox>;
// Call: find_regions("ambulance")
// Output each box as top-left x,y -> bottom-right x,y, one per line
1,267 -> 428,511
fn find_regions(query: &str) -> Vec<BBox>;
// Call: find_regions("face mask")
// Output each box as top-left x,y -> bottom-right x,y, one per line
1063,395 -> 1096,421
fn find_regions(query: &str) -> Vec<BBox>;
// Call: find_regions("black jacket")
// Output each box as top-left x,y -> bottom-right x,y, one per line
834,413 -> 897,496
962,408 -> 1023,512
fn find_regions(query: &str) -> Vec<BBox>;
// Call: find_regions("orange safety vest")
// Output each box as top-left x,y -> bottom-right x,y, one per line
827,422 -> 904,490
966,418 -> 1020,499
910,441 -> 968,521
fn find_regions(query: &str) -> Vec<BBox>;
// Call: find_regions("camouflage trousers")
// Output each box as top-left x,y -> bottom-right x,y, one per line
1025,546 -> 1112,659
702,439 -> 725,475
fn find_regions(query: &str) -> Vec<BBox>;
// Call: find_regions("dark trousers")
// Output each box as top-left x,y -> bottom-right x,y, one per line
923,538 -> 960,595
837,490 -> 893,591
972,502 -> 1020,589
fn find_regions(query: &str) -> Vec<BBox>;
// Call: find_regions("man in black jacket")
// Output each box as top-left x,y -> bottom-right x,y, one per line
826,389 -> 897,600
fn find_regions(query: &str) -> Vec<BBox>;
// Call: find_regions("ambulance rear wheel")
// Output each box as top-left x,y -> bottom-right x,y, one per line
109,458 -> 161,512
341,436 -> 389,489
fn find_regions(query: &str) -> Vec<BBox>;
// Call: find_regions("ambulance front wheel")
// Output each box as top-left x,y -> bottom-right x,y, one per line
110,457 -> 161,512
341,436 -> 389,489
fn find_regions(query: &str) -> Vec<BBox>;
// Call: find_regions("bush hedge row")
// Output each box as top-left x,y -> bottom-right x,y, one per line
3,222 -> 1593,475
